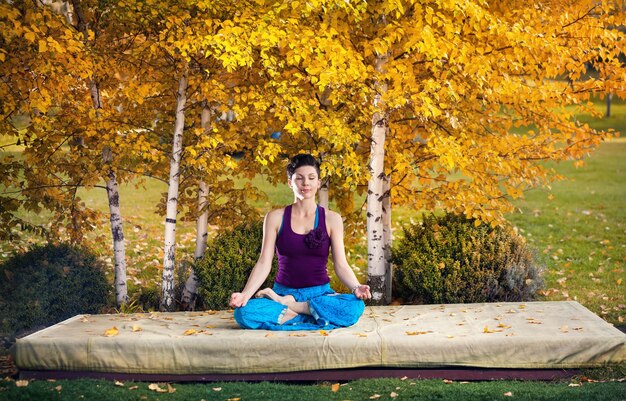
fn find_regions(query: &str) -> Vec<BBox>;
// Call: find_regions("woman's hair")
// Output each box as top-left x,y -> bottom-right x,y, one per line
286,154 -> 321,180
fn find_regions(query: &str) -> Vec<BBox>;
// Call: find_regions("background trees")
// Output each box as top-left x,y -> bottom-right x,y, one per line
1,0 -> 624,308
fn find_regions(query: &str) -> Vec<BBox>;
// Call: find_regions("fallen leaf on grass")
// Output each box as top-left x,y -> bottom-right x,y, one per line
114,381 -> 125,387
148,383 -> 175,393
103,327 -> 119,337
227,398 -> 241,401
128,386 -> 138,390
15,380 -> 29,387
54,385 -> 62,392
390,391 -> 399,398
568,383 -> 582,387
443,379 -> 454,384
504,391 -> 513,396
331,383 -> 340,392
212,387 -> 222,391
369,394 -> 381,399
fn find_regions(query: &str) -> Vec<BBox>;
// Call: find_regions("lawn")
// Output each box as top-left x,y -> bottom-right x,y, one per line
1,377 -> 625,401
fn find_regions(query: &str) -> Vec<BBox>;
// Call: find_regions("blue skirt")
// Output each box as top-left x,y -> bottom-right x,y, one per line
233,282 -> 365,331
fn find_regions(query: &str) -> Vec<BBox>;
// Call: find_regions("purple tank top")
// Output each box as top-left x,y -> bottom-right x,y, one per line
275,205 -> 331,288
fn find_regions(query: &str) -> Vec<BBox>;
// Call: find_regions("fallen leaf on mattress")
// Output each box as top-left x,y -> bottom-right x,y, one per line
114,381 -> 125,387
163,317 -> 174,321
483,326 -> 502,333
183,329 -> 197,336
331,383 -> 340,392
206,325 -> 215,329
103,327 -> 119,337
79,317 -> 90,323
289,333 -> 307,337
265,333 -> 274,338
15,380 -> 28,387
355,333 -> 368,337
506,309 -> 517,314
406,331 -> 431,335
132,325 -> 142,332
319,330 -> 329,336
519,304 -> 526,309
497,323 -> 511,329
560,325 -> 569,333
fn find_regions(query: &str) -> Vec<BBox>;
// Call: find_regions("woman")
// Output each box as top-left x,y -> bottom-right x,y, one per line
230,154 -> 371,330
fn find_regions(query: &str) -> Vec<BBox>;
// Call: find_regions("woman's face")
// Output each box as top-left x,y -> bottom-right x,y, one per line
289,165 -> 320,200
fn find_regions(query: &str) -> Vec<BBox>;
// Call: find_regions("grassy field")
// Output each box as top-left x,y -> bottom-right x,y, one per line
1,377 -> 625,401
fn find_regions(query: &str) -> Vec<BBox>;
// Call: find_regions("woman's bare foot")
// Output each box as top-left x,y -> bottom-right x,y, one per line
255,288 -> 295,305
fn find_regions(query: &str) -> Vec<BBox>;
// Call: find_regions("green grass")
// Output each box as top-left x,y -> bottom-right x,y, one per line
506,139 -> 625,326
1,378 -> 625,401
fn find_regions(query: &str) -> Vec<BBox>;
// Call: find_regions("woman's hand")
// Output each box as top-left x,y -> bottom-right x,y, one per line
353,284 -> 372,300
229,292 -> 247,308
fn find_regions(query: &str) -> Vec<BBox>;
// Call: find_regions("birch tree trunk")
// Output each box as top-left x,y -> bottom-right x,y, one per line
318,178 -> 329,210
180,105 -> 211,311
367,51 -> 390,305
72,0 -> 127,306
382,174 -> 392,304
161,67 -> 188,312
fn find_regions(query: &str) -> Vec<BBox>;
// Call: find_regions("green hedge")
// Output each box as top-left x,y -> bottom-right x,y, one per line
194,220 -> 276,310
392,213 -> 544,304
0,243 -> 109,343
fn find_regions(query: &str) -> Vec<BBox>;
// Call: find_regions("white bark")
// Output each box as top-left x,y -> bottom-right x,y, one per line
318,178 -> 329,210
161,68 -> 188,312
382,173 -> 392,304
106,173 -> 128,306
72,0 -> 127,306
367,52 -> 389,305
180,106 -> 211,311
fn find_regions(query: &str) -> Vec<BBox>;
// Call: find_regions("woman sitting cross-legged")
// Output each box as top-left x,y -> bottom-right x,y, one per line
229,154 -> 371,330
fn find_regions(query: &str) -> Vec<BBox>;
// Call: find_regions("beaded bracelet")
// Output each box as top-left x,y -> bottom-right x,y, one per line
351,284 -> 360,294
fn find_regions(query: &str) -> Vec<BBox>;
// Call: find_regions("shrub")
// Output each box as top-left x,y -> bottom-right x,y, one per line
0,243 -> 109,343
194,220 -> 277,310
391,213 -> 544,304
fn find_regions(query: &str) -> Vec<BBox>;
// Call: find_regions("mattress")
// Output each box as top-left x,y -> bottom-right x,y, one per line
12,301 -> 626,375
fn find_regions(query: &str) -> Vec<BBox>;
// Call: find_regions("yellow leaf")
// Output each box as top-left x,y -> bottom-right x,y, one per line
132,325 -> 142,332
148,383 -> 168,393
617,278 -> 622,286
24,31 -> 36,42
103,326 -> 119,337
183,329 -> 197,336
38,39 -> 47,53
319,330 -> 329,336
331,383 -> 340,392
483,326 -> 495,333
114,381 -> 124,387
15,380 -> 29,387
